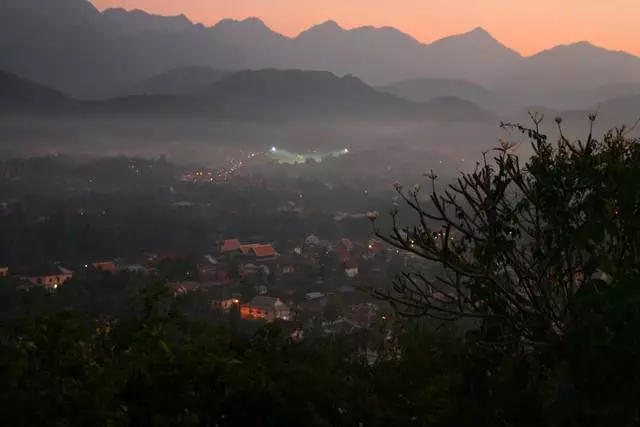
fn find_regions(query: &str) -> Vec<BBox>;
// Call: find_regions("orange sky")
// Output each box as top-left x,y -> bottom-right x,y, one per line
90,0 -> 640,56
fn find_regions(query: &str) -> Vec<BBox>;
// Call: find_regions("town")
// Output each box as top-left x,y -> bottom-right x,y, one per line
0,154 -> 436,354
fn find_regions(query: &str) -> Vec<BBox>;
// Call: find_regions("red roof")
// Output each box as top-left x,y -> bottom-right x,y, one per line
221,239 -> 241,252
250,244 -> 278,258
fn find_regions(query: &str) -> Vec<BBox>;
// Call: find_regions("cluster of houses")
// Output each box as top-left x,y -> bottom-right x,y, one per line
1,233 -> 406,339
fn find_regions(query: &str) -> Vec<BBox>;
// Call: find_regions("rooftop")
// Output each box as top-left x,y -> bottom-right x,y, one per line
240,244 -> 278,258
220,239 -> 241,252
245,296 -> 289,311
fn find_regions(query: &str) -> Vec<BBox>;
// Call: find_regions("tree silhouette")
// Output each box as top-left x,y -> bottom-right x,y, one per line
371,114 -> 640,353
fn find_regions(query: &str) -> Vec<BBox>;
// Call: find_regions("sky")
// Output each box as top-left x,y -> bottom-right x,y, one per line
90,0 -> 640,56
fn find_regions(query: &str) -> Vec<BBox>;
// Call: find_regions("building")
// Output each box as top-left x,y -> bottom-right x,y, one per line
305,234 -> 321,246
212,296 -> 241,311
345,259 -> 359,278
18,265 -> 73,289
239,244 -> 279,261
168,281 -> 201,295
92,261 -> 117,273
198,255 -> 218,278
240,296 -> 291,322
220,239 -> 242,253
116,263 -> 154,275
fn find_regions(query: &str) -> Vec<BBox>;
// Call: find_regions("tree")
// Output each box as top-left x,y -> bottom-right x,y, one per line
237,277 -> 257,302
323,297 -> 342,324
370,115 -> 640,422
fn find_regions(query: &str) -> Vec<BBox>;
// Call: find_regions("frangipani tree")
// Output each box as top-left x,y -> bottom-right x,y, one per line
371,114 -> 640,352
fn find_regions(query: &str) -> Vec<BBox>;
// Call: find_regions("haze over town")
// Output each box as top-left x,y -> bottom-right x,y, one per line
1,1 -> 640,425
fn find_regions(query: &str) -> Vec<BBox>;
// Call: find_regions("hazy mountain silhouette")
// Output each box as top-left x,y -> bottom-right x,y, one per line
421,27 -> 521,86
101,8 -> 193,36
588,94 -> 640,128
0,69 -> 71,111
420,96 -> 497,122
563,82 -> 640,109
2,2 -> 640,108
41,69 -> 494,122
378,78 -> 513,114
291,21 -> 426,84
0,0 -> 136,98
124,66 -> 233,96
496,42 -> 640,107
196,69 -> 496,121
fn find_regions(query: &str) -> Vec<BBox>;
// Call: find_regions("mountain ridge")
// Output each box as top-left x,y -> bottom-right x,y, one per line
2,1 -> 640,105
0,67 -> 496,122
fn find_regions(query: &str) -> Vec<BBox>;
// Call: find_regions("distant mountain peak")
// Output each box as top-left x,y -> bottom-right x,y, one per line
318,20 -> 343,30
533,40 -> 634,58
215,17 -> 268,29
297,20 -> 345,38
242,17 -> 266,26
459,26 -> 499,42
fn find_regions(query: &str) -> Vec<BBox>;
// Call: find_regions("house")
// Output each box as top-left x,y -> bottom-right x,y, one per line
212,296 -> 241,311
168,281 -> 201,295
306,292 -> 326,301
0,267 -> 8,277
240,296 -> 291,322
198,255 -> 218,278
18,265 -> 73,289
116,263 -> 153,275
281,264 -> 295,274
240,244 -> 279,261
345,259 -> 359,278
305,234 -> 321,246
92,261 -> 117,273
220,239 -> 241,253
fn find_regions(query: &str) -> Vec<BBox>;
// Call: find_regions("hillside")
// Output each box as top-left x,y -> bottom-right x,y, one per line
199,70 -> 496,121
2,2 -> 640,106
496,42 -> 640,107
123,66 -> 233,96
0,69 -> 71,111
379,78 -> 513,114
58,70 -> 495,122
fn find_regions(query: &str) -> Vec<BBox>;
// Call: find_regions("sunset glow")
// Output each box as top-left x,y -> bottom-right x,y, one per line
90,0 -> 640,56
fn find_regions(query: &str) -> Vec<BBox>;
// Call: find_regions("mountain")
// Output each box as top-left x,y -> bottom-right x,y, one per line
3,3 -> 640,107
496,42 -> 640,107
0,69 -> 71,111
123,66 -> 233,96
208,18 -> 294,69
51,69 -> 496,122
198,69 -> 418,119
421,96 -> 497,122
509,93 -> 640,136
291,21 -> 426,84
588,94 -> 640,128
562,82 -> 640,109
101,8 -> 193,37
291,23 -> 521,86
0,4 -> 522,97
0,0 -> 134,98
197,69 -> 496,121
378,78 -> 513,114
421,27 -> 522,86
